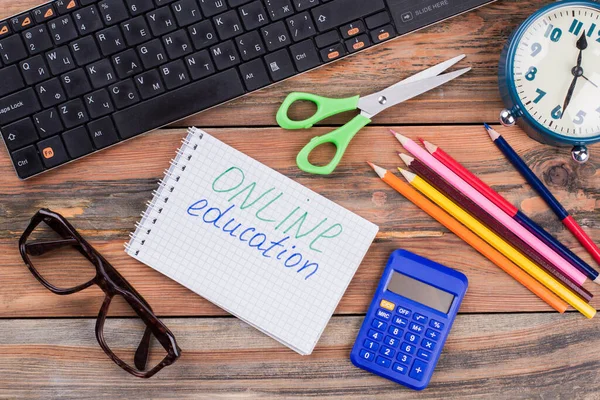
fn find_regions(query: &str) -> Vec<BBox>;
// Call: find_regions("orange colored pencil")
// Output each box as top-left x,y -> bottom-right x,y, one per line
368,162 -> 568,313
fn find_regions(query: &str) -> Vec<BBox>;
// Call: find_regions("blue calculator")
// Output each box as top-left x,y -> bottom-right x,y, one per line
350,249 -> 468,391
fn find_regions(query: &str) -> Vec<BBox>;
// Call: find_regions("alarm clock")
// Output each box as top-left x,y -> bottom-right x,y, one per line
498,0 -> 600,163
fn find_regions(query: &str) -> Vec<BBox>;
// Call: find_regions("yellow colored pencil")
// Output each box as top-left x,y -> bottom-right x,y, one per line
399,168 -> 596,319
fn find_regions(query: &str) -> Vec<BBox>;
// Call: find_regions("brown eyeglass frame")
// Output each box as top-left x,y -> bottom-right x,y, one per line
19,208 -> 181,378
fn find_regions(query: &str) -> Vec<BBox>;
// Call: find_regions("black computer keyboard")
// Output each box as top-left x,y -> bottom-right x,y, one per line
0,0 -> 494,179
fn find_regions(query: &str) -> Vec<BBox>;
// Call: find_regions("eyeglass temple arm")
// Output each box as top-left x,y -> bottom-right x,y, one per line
134,327 -> 153,371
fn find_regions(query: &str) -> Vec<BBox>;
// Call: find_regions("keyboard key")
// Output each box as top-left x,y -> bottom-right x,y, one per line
425,329 -> 439,341
0,22 -> 11,39
294,0 -> 319,11
417,349 -> 432,361
315,30 -> 339,48
96,26 -> 127,55
20,55 -> 50,84
188,20 -> 218,50
62,126 -> 93,158
341,20 -> 364,39
396,307 -> 411,317
33,4 -> 57,23
199,0 -> 228,17
45,46 -> 76,75
236,31 -> 265,61
345,33 -> 370,53
2,117 -> 38,150
55,0 -> 79,15
319,43 -> 344,62
37,135 -> 69,168
210,40 -> 239,70
396,352 -> 411,365
393,316 -> 408,328
73,5 -> 104,34
289,39 -> 319,72
387,325 -> 403,338
264,48 -> 294,81
0,35 -> 28,64
261,21 -> 290,51
375,309 -> 391,321
265,0 -> 293,20
383,335 -> 398,348
409,359 -> 428,381
185,50 -> 215,80
421,339 -> 436,351
375,356 -> 391,368
71,36 -> 101,65
163,29 -> 193,59
359,349 -> 374,362
367,329 -> 382,342
172,0 -> 203,26
409,323 -> 424,334
430,320 -> 444,330
286,11 -> 315,42
87,59 -> 118,88
121,16 -> 151,46
137,39 -> 168,68
392,363 -> 408,375
59,98 -> 89,128
112,68 -> 244,138
109,78 -> 140,108
371,25 -> 395,44
35,78 -> 66,107
214,9 -> 243,40
84,88 -> 114,118
239,1 -> 268,31
311,0 -> 384,32
404,332 -> 419,344
363,339 -> 378,351
48,15 -> 78,45
146,6 -> 177,36
11,13 -> 33,32
0,65 -> 25,96
0,88 -> 41,125
239,58 -> 270,91
33,108 -> 64,138
379,345 -> 395,358
61,68 -> 92,98
160,59 -> 190,89
371,318 -> 387,331
88,116 -> 119,147
11,145 -> 44,178
98,0 -> 129,25
134,69 -> 166,98
112,49 -> 143,78
365,11 -> 390,29
125,0 -> 154,16
22,26 -> 53,55
399,342 -> 415,355
413,313 -> 428,324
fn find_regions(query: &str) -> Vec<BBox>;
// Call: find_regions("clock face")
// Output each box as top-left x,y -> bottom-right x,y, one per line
512,4 -> 600,140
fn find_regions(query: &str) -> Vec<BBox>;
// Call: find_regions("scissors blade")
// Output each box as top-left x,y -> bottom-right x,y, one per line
388,54 -> 466,88
357,67 -> 471,118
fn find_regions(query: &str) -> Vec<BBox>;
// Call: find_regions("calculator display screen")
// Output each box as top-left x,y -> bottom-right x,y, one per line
387,272 -> 455,314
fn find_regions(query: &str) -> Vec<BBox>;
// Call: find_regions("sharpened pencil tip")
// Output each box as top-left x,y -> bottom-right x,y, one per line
484,123 -> 501,141
483,122 -> 491,130
417,137 -> 425,145
390,129 -> 409,145
367,161 -> 387,179
398,153 -> 414,167
423,140 -> 437,154
397,168 -> 416,183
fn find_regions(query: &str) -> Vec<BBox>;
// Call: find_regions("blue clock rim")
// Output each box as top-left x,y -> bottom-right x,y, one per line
502,0 -> 600,146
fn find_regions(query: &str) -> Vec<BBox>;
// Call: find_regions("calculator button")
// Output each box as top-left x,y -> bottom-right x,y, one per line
380,299 -> 395,311
379,345 -> 395,358
396,353 -> 412,365
409,359 -> 428,381
430,319 -> 444,330
425,329 -> 440,341
399,342 -> 416,354
359,349 -> 375,362
409,323 -> 424,334
412,313 -> 428,323
396,306 -> 411,317
367,329 -> 383,342
392,363 -> 408,374
363,339 -> 379,351
417,349 -> 432,361
376,308 -> 392,321
375,356 -> 392,368
387,325 -> 403,338
404,332 -> 419,344
371,318 -> 387,331
421,339 -> 436,350
383,336 -> 399,348
393,316 -> 408,328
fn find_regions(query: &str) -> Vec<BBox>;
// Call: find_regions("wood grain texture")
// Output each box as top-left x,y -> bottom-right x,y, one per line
1,127 -> 598,317
0,314 -> 599,399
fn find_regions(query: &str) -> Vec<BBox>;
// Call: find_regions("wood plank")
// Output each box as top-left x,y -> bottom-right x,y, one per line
0,314 -> 598,398
0,0 -> 552,126
1,126 -> 598,316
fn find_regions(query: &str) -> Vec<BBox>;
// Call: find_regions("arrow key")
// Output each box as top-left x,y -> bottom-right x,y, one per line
2,117 -> 38,151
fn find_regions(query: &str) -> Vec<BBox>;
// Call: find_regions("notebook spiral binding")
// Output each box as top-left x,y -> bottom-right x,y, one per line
124,127 -> 204,256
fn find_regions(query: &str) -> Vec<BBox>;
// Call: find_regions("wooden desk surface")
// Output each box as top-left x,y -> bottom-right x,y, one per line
1,0 -> 600,398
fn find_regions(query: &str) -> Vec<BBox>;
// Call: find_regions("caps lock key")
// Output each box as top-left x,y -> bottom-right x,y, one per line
0,88 -> 41,125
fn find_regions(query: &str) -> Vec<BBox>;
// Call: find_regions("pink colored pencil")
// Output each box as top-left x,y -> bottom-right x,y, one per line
392,130 -> 587,285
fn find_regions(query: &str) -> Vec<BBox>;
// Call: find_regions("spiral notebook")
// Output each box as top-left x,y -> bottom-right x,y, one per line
126,128 -> 378,355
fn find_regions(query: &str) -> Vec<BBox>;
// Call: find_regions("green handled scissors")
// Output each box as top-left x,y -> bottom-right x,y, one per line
276,55 -> 471,175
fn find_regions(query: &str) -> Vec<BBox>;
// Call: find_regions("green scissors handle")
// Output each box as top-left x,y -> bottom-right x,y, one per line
276,92 -> 370,175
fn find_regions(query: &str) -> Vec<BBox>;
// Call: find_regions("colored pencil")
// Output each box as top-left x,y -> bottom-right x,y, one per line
398,168 -> 596,319
367,162 -> 568,313
391,130 -> 588,286
398,153 -> 592,302
485,124 -> 600,273
422,138 -> 600,282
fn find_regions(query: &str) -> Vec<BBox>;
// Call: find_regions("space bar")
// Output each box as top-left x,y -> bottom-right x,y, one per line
113,69 -> 245,139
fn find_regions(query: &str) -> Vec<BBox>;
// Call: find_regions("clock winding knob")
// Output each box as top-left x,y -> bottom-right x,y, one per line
500,109 -> 516,127
571,145 -> 590,164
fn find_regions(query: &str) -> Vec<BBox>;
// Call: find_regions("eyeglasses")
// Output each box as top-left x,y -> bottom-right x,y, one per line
19,208 -> 181,378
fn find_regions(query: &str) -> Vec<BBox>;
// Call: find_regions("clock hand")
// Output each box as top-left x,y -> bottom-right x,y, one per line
582,75 -> 599,89
560,32 -> 587,118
